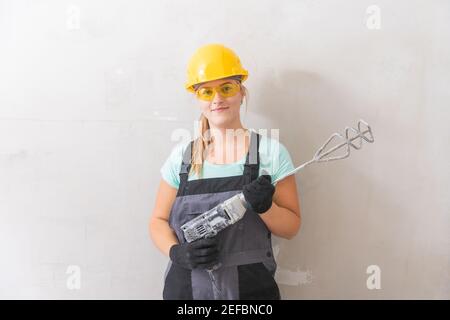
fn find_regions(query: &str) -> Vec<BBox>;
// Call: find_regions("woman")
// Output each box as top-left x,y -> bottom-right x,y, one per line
149,43 -> 301,300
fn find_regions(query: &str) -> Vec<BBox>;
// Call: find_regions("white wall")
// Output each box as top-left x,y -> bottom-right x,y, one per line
0,0 -> 448,299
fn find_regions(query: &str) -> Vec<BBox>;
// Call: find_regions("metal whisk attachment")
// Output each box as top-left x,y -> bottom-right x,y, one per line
272,119 -> 374,184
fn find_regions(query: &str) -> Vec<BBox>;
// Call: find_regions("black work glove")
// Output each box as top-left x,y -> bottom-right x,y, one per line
242,174 -> 275,214
169,237 -> 219,270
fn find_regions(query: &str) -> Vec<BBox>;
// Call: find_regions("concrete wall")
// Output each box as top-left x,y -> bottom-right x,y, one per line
0,0 -> 448,299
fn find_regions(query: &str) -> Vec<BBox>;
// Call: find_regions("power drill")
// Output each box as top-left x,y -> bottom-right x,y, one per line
180,192 -> 249,243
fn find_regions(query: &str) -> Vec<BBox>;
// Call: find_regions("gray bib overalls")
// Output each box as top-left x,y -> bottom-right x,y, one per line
163,131 -> 280,300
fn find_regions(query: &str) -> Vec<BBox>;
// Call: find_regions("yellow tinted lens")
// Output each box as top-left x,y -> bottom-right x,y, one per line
197,87 -> 215,101
219,83 -> 239,97
196,83 -> 240,101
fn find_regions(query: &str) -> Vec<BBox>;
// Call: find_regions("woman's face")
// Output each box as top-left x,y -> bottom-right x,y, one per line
195,78 -> 244,128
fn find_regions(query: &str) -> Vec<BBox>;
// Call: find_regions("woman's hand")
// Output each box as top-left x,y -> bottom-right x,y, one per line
169,237 -> 219,270
242,174 -> 275,214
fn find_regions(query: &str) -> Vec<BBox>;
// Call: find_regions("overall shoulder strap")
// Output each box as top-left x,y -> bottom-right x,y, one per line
243,131 -> 260,185
178,140 -> 193,195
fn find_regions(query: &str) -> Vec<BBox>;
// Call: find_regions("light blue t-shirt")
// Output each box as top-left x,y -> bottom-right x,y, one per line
160,130 -> 295,189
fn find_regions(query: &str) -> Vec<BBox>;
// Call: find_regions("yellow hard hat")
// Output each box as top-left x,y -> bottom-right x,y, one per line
185,44 -> 249,93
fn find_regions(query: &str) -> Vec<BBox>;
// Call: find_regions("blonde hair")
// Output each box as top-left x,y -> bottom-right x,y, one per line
190,84 -> 249,178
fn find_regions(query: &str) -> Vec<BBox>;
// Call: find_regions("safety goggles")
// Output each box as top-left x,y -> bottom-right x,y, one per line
195,82 -> 241,101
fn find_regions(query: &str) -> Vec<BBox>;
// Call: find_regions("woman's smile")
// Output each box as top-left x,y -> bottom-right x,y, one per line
212,107 -> 229,112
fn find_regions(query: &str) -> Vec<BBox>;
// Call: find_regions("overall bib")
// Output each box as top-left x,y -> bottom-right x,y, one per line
163,131 -> 280,300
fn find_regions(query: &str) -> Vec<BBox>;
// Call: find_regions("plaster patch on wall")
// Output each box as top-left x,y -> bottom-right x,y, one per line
275,267 -> 314,286
0,149 -> 29,166
272,244 -> 314,286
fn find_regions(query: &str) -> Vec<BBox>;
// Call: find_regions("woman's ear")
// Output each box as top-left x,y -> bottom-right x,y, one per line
240,85 -> 246,104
